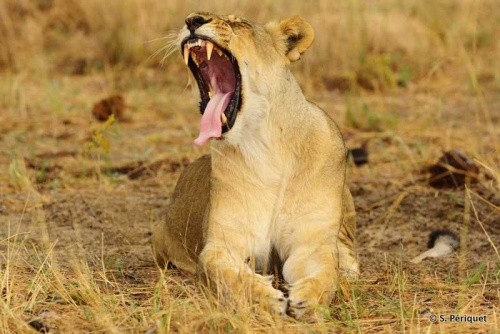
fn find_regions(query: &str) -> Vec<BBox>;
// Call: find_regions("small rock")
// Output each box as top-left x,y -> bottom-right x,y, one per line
92,94 -> 125,121
410,229 -> 460,264
28,319 -> 49,333
349,147 -> 369,166
428,149 -> 479,188
427,229 -> 460,249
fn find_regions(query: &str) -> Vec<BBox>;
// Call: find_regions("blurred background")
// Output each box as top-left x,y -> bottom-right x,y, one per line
1,0 -> 499,91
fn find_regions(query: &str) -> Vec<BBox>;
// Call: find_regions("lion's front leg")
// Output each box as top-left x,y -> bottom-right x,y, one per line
282,245 -> 338,319
278,181 -> 344,319
199,154 -> 287,314
199,242 -> 288,315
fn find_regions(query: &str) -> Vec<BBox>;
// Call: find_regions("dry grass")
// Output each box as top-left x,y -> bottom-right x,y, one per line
0,0 -> 499,333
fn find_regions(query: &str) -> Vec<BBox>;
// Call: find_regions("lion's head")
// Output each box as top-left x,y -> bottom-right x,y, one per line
178,12 -> 314,146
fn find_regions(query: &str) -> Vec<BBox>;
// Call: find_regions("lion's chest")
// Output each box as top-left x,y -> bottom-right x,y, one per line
234,144 -> 296,265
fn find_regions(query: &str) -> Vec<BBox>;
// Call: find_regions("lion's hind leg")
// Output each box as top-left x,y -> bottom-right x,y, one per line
152,155 -> 211,274
152,220 -> 198,274
338,187 -> 359,280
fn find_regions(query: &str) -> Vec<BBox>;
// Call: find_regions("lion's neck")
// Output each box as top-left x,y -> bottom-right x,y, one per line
213,70 -> 314,184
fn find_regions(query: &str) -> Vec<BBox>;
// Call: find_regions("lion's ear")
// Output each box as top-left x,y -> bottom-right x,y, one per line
266,16 -> 314,62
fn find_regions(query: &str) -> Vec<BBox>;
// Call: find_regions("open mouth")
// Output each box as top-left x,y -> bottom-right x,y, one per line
181,36 -> 242,146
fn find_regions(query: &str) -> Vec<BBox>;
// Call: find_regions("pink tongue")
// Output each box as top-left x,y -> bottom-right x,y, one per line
194,69 -> 234,146
193,92 -> 232,146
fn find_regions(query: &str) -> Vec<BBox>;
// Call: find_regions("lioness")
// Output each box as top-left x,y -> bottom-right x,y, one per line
153,12 -> 358,318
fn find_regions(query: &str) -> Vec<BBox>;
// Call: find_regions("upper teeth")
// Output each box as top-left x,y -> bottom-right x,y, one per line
183,39 -> 228,66
186,39 -> 202,49
183,44 -> 189,65
206,41 -> 214,60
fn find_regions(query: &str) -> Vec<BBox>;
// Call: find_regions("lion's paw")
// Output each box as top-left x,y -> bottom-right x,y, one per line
253,275 -> 288,315
285,280 -> 328,320
270,288 -> 288,316
286,296 -> 308,319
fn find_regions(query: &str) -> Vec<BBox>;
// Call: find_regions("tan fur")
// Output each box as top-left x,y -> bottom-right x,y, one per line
152,12 -> 358,319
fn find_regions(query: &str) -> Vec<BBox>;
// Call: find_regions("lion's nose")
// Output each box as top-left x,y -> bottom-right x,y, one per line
185,15 -> 211,34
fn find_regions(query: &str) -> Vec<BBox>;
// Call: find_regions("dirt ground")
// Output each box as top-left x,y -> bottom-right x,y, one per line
0,72 -> 499,332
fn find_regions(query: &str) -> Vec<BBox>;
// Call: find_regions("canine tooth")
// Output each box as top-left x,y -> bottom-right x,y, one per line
221,113 -> 227,124
206,41 -> 214,60
183,45 -> 189,65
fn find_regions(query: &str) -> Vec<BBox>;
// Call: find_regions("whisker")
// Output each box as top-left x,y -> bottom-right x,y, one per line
160,46 -> 180,65
150,41 -> 178,62
144,31 -> 179,43
149,45 -> 170,59
144,32 -> 179,49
